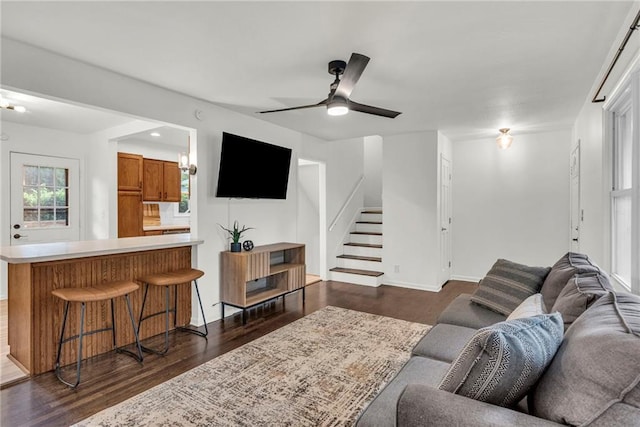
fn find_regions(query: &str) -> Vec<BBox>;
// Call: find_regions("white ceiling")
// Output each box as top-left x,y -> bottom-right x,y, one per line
0,1 -> 634,141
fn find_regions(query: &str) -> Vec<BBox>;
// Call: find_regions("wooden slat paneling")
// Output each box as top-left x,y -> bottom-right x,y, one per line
27,246 -> 192,374
8,264 -> 32,372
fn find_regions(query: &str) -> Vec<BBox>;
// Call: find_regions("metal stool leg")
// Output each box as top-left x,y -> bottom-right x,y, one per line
176,279 -> 208,338
138,283 -> 170,355
55,301 -> 85,389
115,294 -> 144,362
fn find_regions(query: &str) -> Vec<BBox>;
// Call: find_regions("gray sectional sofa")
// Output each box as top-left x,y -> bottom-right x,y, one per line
356,252 -> 640,426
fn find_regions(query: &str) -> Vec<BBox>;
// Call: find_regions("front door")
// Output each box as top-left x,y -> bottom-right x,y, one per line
10,152 -> 80,245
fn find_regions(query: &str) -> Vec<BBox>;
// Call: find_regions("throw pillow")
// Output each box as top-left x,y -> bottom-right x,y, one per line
540,252 -> 601,311
507,293 -> 546,321
470,258 -> 551,316
530,292 -> 640,426
438,313 -> 564,408
550,272 -> 613,330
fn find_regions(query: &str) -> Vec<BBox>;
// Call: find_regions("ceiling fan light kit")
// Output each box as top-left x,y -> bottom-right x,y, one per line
259,52 -> 401,119
327,96 -> 349,116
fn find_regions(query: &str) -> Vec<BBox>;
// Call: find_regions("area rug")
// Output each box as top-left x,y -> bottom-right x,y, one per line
75,306 -> 430,427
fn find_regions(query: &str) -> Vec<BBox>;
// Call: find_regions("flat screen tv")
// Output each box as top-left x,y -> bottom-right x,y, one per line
216,132 -> 292,199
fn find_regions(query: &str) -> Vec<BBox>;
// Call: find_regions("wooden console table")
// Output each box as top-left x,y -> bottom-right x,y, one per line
220,242 -> 305,324
0,234 -> 203,375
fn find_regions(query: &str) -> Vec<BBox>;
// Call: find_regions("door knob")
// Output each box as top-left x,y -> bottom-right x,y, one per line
572,238 -> 579,242
13,233 -> 25,239
13,224 -> 20,229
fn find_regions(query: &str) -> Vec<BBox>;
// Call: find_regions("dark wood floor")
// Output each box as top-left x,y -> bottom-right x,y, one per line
0,280 -> 476,427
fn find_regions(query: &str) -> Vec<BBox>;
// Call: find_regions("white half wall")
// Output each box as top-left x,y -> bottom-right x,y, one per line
382,131 -> 441,291
364,135 -> 383,208
451,129 -> 572,281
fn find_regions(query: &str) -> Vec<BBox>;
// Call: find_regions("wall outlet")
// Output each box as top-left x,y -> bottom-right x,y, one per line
394,265 -> 400,273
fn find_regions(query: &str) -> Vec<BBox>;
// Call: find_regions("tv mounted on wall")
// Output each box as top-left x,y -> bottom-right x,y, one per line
215,132 -> 292,199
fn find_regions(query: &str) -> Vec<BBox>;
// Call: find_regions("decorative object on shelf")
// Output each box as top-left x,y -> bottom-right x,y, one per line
218,220 -> 253,252
243,240 -> 254,251
496,128 -> 513,150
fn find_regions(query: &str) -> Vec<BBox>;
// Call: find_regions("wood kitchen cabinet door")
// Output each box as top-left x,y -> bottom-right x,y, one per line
143,159 -> 163,201
118,191 -> 143,237
163,161 -> 181,202
118,152 -> 143,191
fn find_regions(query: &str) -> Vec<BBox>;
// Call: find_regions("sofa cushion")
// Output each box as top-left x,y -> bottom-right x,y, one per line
355,356 -> 451,427
530,292 -> 640,426
507,293 -> 546,321
412,323 -> 479,362
470,258 -> 551,316
437,293 -> 507,329
540,252 -> 601,311
550,272 -> 613,330
438,313 -> 563,408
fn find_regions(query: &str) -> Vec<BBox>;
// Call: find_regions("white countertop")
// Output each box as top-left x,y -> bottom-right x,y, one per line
143,224 -> 191,231
0,234 -> 204,264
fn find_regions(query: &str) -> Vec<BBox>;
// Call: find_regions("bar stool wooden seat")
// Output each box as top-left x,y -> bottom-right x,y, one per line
51,280 -> 143,389
137,268 -> 207,355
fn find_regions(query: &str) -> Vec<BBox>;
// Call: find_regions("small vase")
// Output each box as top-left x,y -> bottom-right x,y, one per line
230,242 -> 242,252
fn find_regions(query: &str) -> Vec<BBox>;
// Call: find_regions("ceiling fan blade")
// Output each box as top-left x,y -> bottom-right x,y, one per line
348,100 -> 402,119
334,53 -> 370,100
258,99 -> 328,114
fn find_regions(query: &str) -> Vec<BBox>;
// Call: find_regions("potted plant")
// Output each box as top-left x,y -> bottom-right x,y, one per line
218,220 -> 253,252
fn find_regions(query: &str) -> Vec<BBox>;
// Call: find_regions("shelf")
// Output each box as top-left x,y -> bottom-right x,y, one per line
270,263 -> 305,275
246,287 -> 289,306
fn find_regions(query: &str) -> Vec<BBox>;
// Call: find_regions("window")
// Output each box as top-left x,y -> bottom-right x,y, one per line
22,165 -> 70,228
174,170 -> 190,216
607,74 -> 639,293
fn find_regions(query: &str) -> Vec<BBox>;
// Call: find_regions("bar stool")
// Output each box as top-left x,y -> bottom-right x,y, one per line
52,280 -> 143,389
137,268 -> 207,355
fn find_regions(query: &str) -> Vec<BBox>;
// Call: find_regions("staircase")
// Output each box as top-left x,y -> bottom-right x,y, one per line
330,209 -> 384,287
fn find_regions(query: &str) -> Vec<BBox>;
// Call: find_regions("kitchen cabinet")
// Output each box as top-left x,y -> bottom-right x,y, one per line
143,159 -> 181,202
118,191 -> 143,237
117,152 -> 143,191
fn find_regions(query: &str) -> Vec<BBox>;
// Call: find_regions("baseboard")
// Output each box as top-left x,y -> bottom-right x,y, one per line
383,280 -> 441,293
450,275 -> 481,283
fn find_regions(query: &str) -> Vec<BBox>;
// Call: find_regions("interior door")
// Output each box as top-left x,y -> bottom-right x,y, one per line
570,142 -> 580,251
10,152 -> 80,245
439,155 -> 452,285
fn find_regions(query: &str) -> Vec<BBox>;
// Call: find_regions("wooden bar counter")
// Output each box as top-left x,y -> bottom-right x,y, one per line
0,234 -> 204,375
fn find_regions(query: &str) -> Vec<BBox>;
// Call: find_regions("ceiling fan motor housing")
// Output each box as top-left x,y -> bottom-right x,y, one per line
328,60 -> 347,76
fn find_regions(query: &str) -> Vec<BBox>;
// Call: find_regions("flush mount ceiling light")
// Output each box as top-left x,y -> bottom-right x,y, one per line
150,132 -> 161,137
496,128 -> 513,150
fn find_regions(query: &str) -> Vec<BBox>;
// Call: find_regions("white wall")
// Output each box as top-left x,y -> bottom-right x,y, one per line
572,2 -> 640,281
1,38 -> 328,324
326,137 -> 365,262
451,129 -> 572,281
363,135 -> 383,208
297,162 -> 320,275
382,131 -> 441,290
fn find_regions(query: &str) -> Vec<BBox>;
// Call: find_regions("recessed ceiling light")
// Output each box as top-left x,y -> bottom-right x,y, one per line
150,132 -> 161,137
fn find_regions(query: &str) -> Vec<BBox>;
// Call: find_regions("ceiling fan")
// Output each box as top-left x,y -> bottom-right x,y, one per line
258,52 -> 402,119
